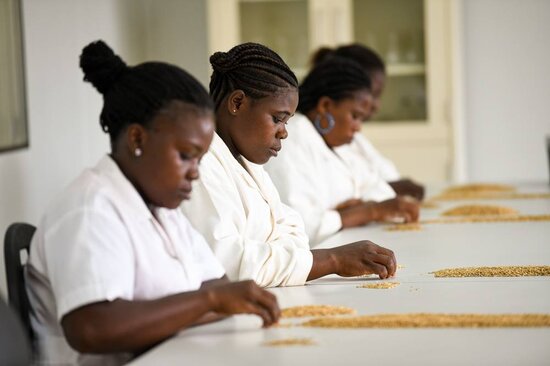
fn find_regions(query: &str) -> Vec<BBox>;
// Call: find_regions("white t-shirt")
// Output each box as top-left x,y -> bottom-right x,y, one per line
264,113 -> 396,245
181,134 -> 313,288
336,132 -> 400,182
26,155 -> 225,366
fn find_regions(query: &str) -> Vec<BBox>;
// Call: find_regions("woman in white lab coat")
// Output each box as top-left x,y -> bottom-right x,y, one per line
265,57 -> 419,244
182,42 -> 396,288
311,44 -> 425,200
26,41 -> 279,366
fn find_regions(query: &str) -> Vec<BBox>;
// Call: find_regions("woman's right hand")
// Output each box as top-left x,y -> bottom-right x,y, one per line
329,241 -> 397,279
370,196 -> 420,223
206,280 -> 280,327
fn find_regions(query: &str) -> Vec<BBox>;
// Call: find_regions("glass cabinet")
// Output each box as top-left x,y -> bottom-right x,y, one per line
207,0 -> 456,182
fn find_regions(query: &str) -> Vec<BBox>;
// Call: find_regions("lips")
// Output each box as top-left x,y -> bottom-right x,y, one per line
269,145 -> 281,157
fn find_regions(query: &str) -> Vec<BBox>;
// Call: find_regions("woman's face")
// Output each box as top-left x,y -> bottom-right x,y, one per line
229,88 -> 298,164
131,101 -> 214,209
321,89 -> 373,148
369,70 -> 386,117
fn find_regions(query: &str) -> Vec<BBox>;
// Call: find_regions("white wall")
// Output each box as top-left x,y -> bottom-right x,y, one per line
462,0 -> 550,182
0,0 -> 147,296
0,0 -> 211,297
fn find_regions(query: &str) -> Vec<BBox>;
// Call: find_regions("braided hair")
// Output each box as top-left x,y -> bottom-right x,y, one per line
298,57 -> 372,114
310,43 -> 385,75
209,42 -> 298,110
80,40 -> 213,142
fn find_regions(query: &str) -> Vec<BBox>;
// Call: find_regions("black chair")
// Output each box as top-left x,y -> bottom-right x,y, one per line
0,295 -> 32,365
4,222 -> 36,343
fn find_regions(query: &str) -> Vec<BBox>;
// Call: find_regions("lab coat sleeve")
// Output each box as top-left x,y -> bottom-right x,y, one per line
181,155 -> 313,288
266,140 -> 342,245
353,134 -> 400,182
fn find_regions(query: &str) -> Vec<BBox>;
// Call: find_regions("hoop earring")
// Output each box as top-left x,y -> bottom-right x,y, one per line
314,113 -> 335,135
134,147 -> 142,157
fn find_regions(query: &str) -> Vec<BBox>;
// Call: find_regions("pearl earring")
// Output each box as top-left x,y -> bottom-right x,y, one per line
134,147 -> 142,157
233,109 -> 237,113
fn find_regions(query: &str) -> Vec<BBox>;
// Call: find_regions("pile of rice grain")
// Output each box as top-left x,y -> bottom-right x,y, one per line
357,282 -> 400,289
443,183 -> 516,195
301,313 -> 550,328
432,265 -> 550,278
441,205 -> 518,217
281,305 -> 356,318
385,223 -> 423,231
263,338 -> 315,347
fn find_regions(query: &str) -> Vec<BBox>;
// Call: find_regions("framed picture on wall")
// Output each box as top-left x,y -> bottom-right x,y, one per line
0,0 -> 28,153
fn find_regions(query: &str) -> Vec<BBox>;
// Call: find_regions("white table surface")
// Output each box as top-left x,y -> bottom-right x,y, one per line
130,183 -> 550,366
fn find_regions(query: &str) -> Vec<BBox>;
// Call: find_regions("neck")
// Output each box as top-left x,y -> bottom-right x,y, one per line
215,108 -> 241,160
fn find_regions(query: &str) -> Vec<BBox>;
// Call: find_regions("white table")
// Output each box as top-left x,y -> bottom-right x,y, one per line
131,183 -> 550,365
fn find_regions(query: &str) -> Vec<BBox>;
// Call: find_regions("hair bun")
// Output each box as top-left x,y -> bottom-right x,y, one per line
310,47 -> 336,67
209,51 -> 236,74
80,40 -> 128,94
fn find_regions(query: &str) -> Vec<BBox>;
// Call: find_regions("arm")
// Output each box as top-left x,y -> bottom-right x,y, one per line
389,178 -> 425,201
182,157 -> 312,287
307,241 -> 397,281
337,196 -> 420,228
61,280 -> 279,354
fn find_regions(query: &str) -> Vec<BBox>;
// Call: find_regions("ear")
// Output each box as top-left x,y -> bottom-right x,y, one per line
226,90 -> 246,115
126,124 -> 149,157
316,96 -> 334,115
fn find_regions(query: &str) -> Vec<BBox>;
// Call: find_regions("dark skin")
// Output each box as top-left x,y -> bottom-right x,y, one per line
304,90 -> 420,229
61,101 -> 280,355
216,89 -> 398,283
368,70 -> 425,201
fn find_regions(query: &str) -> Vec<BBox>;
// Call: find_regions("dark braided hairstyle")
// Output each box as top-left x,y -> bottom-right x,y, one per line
209,42 -> 298,110
298,57 -> 372,114
310,43 -> 385,75
80,40 -> 213,143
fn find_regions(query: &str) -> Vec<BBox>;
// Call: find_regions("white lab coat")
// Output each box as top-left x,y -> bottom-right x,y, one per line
181,133 -> 313,288
26,156 -> 225,366
336,132 -> 401,182
264,113 -> 395,245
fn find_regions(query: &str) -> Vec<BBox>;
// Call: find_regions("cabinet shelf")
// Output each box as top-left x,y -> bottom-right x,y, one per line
386,63 -> 426,76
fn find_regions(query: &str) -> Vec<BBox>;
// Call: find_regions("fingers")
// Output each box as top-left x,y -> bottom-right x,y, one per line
253,289 -> 280,326
367,253 -> 396,278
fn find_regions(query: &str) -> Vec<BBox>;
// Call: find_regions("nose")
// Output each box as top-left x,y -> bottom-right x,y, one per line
277,124 -> 288,140
187,158 -> 200,180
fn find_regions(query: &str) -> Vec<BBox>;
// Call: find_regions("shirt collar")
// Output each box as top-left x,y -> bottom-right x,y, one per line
94,155 -> 154,222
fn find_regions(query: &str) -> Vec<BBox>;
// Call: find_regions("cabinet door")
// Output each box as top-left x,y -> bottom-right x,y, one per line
353,0 -> 454,183
207,0 -> 455,183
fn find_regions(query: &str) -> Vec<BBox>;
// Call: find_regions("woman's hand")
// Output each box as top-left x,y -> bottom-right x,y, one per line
309,241 -> 396,280
369,196 -> 420,223
206,280 -> 280,327
329,241 -> 397,279
389,178 -> 425,201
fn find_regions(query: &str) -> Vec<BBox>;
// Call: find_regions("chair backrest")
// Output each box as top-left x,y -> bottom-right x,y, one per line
4,222 -> 36,342
0,295 -> 32,366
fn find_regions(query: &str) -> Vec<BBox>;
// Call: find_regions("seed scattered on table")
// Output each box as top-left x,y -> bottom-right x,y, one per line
263,338 -> 315,347
441,205 -> 518,217
281,305 -> 356,318
357,282 -> 400,289
301,313 -> 550,328
421,201 -> 439,209
420,214 -> 550,225
385,223 -> 423,231
443,183 -> 516,194
432,265 -> 550,277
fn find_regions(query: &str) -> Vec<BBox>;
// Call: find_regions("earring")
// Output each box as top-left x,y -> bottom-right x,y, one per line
313,113 -> 335,135
233,109 -> 237,113
134,147 -> 142,157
